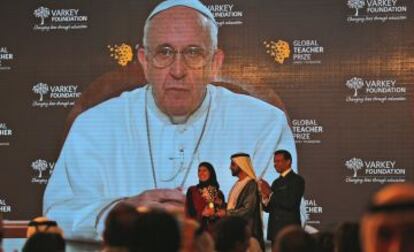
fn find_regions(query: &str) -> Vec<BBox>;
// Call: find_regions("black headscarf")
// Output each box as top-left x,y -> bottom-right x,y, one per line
197,162 -> 220,189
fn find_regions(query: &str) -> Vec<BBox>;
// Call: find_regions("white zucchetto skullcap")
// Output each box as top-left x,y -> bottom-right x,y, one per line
147,0 -> 217,26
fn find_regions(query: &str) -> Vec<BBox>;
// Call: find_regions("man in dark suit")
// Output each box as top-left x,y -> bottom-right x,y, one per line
260,150 -> 305,244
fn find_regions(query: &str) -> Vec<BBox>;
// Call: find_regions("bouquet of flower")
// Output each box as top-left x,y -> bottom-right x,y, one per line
200,185 -> 218,209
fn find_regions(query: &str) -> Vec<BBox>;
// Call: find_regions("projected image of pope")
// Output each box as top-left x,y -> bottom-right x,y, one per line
43,0 -> 297,240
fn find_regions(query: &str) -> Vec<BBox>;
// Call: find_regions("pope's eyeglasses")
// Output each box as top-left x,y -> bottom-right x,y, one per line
146,45 -> 212,69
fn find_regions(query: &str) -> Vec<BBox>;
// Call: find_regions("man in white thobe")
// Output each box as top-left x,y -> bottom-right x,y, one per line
227,153 -> 265,250
43,0 -> 297,240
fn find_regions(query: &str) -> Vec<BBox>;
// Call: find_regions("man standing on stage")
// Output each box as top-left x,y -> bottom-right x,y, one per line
227,153 -> 264,250
260,150 -> 304,244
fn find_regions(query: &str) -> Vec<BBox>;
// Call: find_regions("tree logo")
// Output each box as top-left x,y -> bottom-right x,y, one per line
347,0 -> 365,17
32,83 -> 49,101
346,77 -> 364,97
108,43 -> 134,66
264,40 -> 291,64
345,158 -> 364,177
33,7 -> 51,25
31,159 -> 48,178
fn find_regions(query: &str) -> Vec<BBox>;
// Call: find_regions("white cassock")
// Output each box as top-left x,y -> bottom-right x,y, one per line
43,84 -> 297,240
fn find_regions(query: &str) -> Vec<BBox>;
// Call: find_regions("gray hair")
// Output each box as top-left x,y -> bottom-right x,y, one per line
142,11 -> 218,51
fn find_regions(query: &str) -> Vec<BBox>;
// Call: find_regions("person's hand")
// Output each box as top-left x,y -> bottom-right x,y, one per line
258,179 -> 271,199
201,206 -> 215,217
122,188 -> 186,211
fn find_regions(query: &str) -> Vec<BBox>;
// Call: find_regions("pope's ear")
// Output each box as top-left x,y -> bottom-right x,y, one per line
138,48 -> 149,80
211,49 -> 224,79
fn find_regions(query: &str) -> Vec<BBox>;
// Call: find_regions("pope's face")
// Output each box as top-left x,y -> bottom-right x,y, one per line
139,7 -> 223,117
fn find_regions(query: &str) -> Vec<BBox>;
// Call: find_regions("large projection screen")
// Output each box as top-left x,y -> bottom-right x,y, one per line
0,0 -> 413,233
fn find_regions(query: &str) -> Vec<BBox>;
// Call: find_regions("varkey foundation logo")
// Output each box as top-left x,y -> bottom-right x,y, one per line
305,199 -> 323,225
264,40 -> 324,65
346,0 -> 408,23
0,198 -> 12,213
32,82 -> 81,108
0,122 -> 13,147
33,6 -> 88,31
0,47 -> 14,71
292,119 -> 324,144
31,159 -> 55,184
108,43 -> 134,66
344,157 -> 406,184
207,3 -> 244,26
345,77 -> 407,104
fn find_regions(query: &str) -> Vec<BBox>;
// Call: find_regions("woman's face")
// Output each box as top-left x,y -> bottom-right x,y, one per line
198,166 -> 211,182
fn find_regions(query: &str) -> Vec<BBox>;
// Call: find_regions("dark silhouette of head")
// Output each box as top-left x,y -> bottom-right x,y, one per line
272,225 -> 316,252
22,232 -> 65,252
103,203 -> 141,249
313,231 -> 334,252
214,216 -> 250,252
335,222 -> 361,252
131,209 -> 181,252
26,217 -> 63,238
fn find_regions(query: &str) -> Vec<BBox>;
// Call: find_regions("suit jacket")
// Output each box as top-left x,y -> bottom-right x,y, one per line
227,179 -> 265,250
263,170 -> 305,241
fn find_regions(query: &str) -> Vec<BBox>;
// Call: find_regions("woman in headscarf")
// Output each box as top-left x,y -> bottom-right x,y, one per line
185,162 -> 226,232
